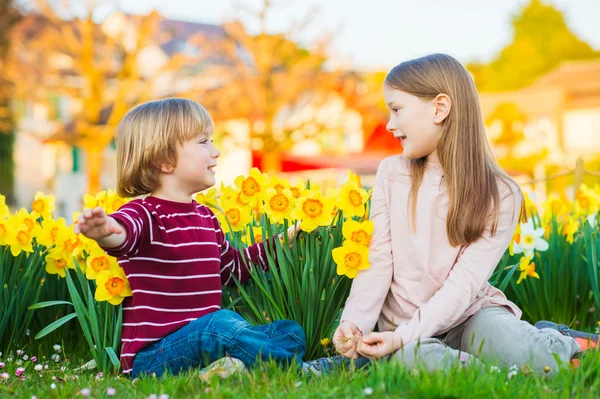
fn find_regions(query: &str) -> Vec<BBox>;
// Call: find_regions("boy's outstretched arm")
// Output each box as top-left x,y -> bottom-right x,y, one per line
74,207 -> 127,248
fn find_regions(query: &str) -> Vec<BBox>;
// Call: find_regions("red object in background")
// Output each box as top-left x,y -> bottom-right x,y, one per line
252,122 -> 403,174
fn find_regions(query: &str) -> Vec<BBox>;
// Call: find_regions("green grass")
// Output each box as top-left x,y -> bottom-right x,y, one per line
3,348 -> 600,398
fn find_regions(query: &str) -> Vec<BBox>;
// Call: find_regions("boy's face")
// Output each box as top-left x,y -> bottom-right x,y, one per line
172,132 -> 220,193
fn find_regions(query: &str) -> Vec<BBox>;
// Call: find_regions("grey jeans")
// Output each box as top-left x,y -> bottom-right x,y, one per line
391,306 -> 581,376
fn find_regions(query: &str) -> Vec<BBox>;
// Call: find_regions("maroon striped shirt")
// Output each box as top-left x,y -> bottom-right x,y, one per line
101,196 -> 272,374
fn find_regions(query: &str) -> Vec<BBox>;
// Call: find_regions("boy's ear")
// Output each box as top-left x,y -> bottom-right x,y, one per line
158,162 -> 175,174
433,93 -> 452,124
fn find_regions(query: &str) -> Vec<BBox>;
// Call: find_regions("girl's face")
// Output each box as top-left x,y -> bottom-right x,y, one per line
384,84 -> 445,162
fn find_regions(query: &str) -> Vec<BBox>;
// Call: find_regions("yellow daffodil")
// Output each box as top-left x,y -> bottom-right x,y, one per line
288,180 -> 307,200
45,248 -> 74,278
291,189 -> 335,233
30,192 -> 55,220
0,194 -> 9,218
561,215 -> 580,244
195,188 -> 219,209
6,223 -> 34,256
0,218 -> 11,246
320,337 -> 331,346
234,168 -> 269,207
517,254 -> 539,284
95,267 -> 132,305
348,171 -> 362,187
242,226 -> 264,246
263,188 -> 295,224
509,223 -> 521,256
86,247 -> 119,280
10,208 -> 41,238
105,189 -> 128,214
54,227 -> 81,259
523,192 -> 538,217
83,193 -> 99,210
336,180 -> 369,217
574,185 -> 600,217
332,240 -> 370,278
36,217 -> 68,248
342,220 -> 374,247
267,176 -> 291,193
218,202 -> 252,233
542,193 -> 567,221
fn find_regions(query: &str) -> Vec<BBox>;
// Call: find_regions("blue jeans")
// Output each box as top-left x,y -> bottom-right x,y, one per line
131,309 -> 306,378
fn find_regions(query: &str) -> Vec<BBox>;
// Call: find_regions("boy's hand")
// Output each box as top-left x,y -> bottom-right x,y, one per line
333,321 -> 363,359
279,222 -> 302,249
74,207 -> 123,239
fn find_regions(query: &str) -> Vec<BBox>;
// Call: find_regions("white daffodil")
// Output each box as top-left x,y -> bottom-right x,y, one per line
512,221 -> 549,256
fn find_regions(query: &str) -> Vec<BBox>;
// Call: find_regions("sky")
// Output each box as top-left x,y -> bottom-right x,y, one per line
120,0 -> 600,71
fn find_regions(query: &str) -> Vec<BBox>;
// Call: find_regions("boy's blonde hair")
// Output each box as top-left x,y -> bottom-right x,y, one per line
116,98 -> 214,198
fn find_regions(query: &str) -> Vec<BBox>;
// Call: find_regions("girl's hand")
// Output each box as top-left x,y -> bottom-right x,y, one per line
333,321 -> 363,359
356,331 -> 402,359
74,207 -> 123,239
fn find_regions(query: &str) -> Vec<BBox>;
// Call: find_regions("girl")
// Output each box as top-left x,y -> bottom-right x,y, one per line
333,54 -> 597,375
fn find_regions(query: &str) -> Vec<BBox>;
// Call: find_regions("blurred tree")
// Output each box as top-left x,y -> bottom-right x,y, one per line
0,0 -> 21,204
8,1 -> 186,194
468,0 -> 598,91
189,0 -> 347,173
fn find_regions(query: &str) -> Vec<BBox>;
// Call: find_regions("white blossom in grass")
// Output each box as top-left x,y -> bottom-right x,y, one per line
16,350 -> 23,356
512,221 -> 549,256
50,383 -> 57,390
364,387 -> 374,396
80,388 -> 91,397
0,372 -> 8,380
508,364 -> 519,380
23,355 -> 29,361
158,395 -> 169,399
34,365 -> 42,372
107,387 -> 116,396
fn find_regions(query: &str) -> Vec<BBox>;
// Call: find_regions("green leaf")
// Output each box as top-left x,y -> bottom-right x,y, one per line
34,313 -> 78,339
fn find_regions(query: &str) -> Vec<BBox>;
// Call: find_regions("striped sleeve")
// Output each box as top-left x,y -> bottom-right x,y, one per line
101,200 -> 148,257
208,211 -> 277,286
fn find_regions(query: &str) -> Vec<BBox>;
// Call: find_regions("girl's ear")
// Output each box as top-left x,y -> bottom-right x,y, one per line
433,94 -> 452,124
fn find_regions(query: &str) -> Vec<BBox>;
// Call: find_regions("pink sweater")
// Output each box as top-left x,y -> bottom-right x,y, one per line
341,156 -> 522,344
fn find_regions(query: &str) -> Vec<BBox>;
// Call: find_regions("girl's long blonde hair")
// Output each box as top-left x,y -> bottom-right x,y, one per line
385,54 -> 526,246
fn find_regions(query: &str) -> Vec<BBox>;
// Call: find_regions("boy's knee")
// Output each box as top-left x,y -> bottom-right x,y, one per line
272,320 -> 305,338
